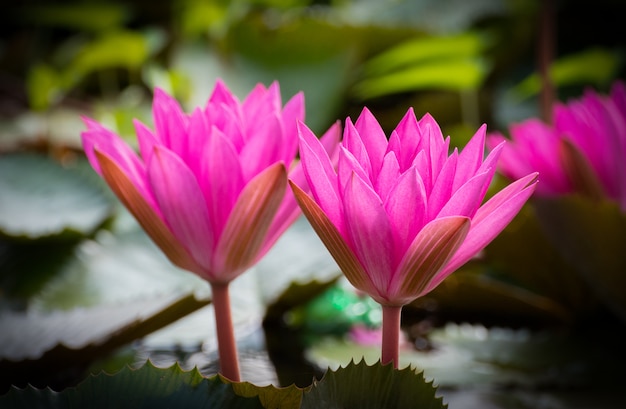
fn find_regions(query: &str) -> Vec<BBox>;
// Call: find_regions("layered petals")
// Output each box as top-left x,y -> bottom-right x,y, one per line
82,80 -> 338,285
292,108 -> 537,306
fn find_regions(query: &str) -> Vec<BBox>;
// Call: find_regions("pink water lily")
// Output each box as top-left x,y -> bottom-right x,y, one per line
290,107 -> 537,366
489,81 -> 626,210
81,80 -> 340,381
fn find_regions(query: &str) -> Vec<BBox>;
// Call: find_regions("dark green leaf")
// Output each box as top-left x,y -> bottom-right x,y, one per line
301,360 -> 446,409
1,361 -> 263,409
534,196 -> 626,322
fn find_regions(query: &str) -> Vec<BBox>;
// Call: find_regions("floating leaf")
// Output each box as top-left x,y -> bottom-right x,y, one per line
1,362 -> 263,409
0,293 -> 210,391
301,360 -> 446,409
0,153 -> 113,240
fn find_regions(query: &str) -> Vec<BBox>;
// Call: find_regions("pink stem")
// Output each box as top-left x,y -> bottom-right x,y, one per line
381,305 -> 402,368
211,282 -> 241,381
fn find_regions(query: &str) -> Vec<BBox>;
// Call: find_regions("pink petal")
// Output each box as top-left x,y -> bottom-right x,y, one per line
343,118 -> 372,177
81,118 -> 152,205
355,107 -> 388,178
290,181 -> 378,298
436,168 -> 493,219
436,172 -> 539,282
391,109 -> 421,170
201,126 -> 244,239
343,171 -> 394,296
147,146 -> 215,274
95,150 -> 204,275
376,151 -> 401,201
427,151 -> 458,220
388,216 -> 471,305
134,119 -> 159,166
383,166 -> 427,263
453,124 -> 486,191
298,122 -> 343,231
152,88 -> 189,156
280,91 -> 305,161
239,113 -> 284,181
214,163 -> 287,283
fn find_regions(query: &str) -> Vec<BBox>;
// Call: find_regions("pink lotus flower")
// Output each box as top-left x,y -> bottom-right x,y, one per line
489,81 -> 626,210
290,107 -> 537,366
81,80 -> 340,380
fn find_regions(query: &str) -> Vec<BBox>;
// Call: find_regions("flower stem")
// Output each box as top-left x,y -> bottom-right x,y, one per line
211,282 -> 241,381
381,304 -> 402,368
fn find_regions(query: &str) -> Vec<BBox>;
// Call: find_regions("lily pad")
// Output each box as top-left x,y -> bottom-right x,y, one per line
0,153 -> 113,240
301,360 -> 446,409
0,361 -> 263,409
0,293 -> 210,392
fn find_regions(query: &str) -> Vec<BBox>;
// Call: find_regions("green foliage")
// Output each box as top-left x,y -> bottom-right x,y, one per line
1,362 -> 263,409
354,32 -> 491,99
512,48 -> 622,99
0,361 -> 446,409
534,196 -> 626,322
301,360 -> 446,409
0,154 -> 113,240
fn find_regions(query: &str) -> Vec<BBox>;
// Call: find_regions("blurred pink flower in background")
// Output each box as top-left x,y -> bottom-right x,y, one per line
81,80 -> 340,381
489,81 -> 626,210
291,107 -> 537,366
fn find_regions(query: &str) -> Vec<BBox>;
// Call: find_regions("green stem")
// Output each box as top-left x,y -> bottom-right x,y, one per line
381,304 -> 402,368
211,282 -> 241,381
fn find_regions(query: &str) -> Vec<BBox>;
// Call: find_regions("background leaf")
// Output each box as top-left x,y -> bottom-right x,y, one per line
0,153 -> 113,240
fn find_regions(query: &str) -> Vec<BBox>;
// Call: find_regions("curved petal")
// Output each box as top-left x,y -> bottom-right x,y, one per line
453,124 -> 487,190
355,107 -> 388,178
214,162 -> 287,283
81,118 -> 151,203
202,126 -> 244,239
436,172 -> 539,282
436,168 -> 493,219
383,166 -> 427,261
148,146 -> 215,273
152,88 -> 189,156
290,181 -> 379,298
388,216 -> 471,305
343,171 -> 394,295
95,150 -> 204,275
298,121 -> 343,231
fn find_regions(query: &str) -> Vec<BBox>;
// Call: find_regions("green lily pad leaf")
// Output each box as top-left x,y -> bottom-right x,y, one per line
533,196 -> 626,322
301,360 -> 446,409
231,380 -> 302,409
1,361 -> 263,409
0,153 -> 114,240
0,293 -> 209,391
